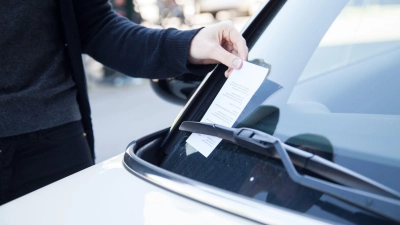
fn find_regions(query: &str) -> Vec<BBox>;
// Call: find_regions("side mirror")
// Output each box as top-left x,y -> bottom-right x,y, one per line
150,74 -> 204,106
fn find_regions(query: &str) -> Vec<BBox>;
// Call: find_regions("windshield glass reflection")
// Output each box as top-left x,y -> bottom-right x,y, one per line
162,0 -> 400,224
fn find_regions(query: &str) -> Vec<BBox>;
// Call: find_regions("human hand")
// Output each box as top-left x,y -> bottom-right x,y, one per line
188,21 -> 248,77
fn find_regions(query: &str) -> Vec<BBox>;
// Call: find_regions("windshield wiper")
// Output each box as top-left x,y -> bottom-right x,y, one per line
179,121 -> 400,223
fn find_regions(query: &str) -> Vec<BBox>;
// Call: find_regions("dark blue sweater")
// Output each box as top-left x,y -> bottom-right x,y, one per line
60,0 -> 214,160
0,0 -> 82,138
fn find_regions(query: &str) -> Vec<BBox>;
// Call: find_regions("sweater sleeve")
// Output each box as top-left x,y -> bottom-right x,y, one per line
72,0 -> 215,79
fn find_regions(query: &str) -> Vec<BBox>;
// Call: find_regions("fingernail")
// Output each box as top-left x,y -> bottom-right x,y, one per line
232,58 -> 242,69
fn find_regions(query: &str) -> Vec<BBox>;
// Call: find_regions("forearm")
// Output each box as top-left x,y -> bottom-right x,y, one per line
72,0 -> 213,78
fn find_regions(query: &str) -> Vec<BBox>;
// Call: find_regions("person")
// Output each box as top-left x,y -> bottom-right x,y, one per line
0,0 -> 248,205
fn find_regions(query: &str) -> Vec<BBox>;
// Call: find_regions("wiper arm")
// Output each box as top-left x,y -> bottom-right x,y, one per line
179,121 -> 400,223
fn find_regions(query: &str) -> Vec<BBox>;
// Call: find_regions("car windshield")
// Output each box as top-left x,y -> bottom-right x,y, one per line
160,0 -> 400,224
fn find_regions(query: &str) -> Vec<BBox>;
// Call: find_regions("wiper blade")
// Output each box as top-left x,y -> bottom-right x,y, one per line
179,121 -> 400,223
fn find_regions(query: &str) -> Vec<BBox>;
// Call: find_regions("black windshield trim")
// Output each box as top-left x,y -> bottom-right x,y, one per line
160,0 -> 287,154
123,128 -> 329,225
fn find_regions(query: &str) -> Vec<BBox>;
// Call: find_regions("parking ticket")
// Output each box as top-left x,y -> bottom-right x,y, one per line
186,61 -> 269,157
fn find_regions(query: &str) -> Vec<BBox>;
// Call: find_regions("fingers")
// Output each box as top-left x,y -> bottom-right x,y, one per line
221,21 -> 248,61
188,20 -> 249,72
212,21 -> 247,70
214,45 -> 243,70
225,68 -> 233,78
213,38 -> 243,69
225,49 -> 237,77
221,48 -> 238,78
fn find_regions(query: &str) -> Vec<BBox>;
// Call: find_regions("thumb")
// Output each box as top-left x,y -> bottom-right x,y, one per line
214,46 -> 243,70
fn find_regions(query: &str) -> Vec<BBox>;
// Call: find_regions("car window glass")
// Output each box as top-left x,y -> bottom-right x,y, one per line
161,1 -> 400,224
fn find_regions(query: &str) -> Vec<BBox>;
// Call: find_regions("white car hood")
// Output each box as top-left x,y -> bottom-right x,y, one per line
0,154 -> 256,225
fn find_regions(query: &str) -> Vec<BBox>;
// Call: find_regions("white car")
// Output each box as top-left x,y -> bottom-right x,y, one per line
1,0 -> 400,224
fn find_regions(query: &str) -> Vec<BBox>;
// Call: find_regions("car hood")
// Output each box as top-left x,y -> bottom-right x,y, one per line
0,154 -> 257,225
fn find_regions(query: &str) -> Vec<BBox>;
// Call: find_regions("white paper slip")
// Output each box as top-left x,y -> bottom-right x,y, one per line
186,61 -> 269,157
